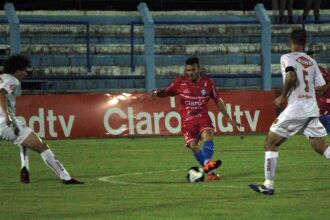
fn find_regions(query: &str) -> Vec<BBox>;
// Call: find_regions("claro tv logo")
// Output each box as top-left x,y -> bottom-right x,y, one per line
103,97 -> 260,135
17,108 -> 75,138
17,96 -> 262,138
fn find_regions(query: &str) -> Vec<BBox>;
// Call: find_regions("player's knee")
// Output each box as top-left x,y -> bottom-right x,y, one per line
35,142 -> 49,153
203,136 -> 213,142
189,145 -> 200,153
264,140 -> 276,151
264,135 -> 285,151
201,130 -> 213,141
43,143 -> 49,149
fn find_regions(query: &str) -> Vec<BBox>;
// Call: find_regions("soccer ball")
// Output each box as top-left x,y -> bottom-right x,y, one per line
186,166 -> 205,183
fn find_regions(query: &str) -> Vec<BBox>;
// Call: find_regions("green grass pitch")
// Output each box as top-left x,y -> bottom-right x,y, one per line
0,134 -> 330,219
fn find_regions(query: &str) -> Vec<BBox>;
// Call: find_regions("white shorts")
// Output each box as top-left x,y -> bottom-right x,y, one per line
0,118 -> 32,145
270,114 -> 327,139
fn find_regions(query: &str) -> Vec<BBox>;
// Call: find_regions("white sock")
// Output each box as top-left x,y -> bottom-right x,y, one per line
204,159 -> 210,165
264,151 -> 278,189
323,146 -> 330,159
40,149 -> 71,181
20,145 -> 29,170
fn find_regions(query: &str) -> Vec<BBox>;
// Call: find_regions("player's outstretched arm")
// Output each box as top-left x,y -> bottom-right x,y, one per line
151,89 -> 168,98
215,98 -> 240,130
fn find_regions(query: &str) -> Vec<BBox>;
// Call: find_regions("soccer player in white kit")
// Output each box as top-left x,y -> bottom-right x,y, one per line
249,29 -> 330,195
0,54 -> 82,184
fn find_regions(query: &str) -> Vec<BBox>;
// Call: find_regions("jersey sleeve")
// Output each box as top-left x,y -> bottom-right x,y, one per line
315,64 -> 326,87
0,76 -> 16,94
163,77 -> 181,96
210,80 -> 220,101
280,55 -> 296,74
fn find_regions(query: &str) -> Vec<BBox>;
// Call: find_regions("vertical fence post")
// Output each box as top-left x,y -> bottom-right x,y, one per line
138,3 -> 155,92
4,2 -> 22,95
255,3 -> 272,91
130,22 -> 135,73
86,22 -> 92,74
4,2 -> 20,55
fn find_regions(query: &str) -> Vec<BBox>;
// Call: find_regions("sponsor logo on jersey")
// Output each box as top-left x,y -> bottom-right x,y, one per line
183,88 -> 190,94
296,56 -> 313,68
185,99 -> 206,106
201,89 -> 206,96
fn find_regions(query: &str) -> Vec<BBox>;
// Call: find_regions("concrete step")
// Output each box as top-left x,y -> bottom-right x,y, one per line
23,54 -> 330,66
2,9 -> 330,17
1,23 -> 330,37
15,36 -> 262,45
30,62 -> 330,77
30,64 -> 284,76
19,43 -> 330,55
28,54 -> 262,66
0,35 -> 328,46
1,32 -> 329,45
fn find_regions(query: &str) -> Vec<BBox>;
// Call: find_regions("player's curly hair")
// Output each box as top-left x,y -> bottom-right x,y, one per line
3,54 -> 30,74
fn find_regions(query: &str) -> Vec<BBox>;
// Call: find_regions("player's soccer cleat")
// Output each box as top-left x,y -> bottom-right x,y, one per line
249,183 -> 274,195
207,173 -> 221,181
20,166 -> 30,184
203,160 -> 222,173
62,178 -> 84,185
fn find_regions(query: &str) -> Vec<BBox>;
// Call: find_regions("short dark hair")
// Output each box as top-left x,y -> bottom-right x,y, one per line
3,54 -> 30,74
290,29 -> 307,46
185,57 -> 200,67
306,49 -> 315,56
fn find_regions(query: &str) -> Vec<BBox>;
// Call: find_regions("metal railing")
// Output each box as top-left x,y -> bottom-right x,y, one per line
129,20 -> 259,73
19,20 -> 91,73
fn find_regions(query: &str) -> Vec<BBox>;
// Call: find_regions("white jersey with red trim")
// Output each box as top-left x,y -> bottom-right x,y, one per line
280,52 -> 325,117
0,74 -> 20,123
